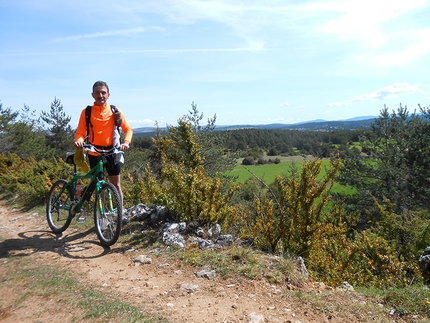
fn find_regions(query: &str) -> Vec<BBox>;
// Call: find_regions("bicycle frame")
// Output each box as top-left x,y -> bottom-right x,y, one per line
69,159 -> 105,214
61,147 -> 115,216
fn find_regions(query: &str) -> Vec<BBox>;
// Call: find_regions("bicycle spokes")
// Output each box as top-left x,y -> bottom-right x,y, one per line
94,182 -> 122,246
46,179 -> 73,234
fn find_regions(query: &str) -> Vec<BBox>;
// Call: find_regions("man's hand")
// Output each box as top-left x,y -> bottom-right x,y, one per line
74,141 -> 84,148
120,141 -> 130,151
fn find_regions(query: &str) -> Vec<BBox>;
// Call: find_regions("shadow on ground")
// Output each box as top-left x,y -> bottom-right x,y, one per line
0,227 -> 116,259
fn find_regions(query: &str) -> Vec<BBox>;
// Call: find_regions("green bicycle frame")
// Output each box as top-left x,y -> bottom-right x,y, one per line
65,158 -> 106,215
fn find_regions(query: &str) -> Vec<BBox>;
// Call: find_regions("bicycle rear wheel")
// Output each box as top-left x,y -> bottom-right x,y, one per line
94,182 -> 122,246
46,179 -> 73,233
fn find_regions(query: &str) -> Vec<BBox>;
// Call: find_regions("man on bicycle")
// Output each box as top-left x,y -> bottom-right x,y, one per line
74,80 -> 133,203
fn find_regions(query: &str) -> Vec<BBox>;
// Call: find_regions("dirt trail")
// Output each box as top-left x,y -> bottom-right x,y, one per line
0,201 -> 402,323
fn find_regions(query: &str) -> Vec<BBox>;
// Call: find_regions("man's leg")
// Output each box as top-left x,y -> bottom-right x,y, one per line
109,174 -> 123,204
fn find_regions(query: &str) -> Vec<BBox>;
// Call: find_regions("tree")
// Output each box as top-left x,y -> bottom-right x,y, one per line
144,119 -> 238,223
338,104 -> 430,221
0,102 -> 19,153
0,102 -> 18,132
1,104 -> 54,160
242,156 -> 255,165
40,97 -> 74,155
177,102 -> 236,176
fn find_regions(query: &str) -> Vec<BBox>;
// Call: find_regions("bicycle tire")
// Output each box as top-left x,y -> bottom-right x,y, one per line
94,182 -> 122,246
46,179 -> 73,233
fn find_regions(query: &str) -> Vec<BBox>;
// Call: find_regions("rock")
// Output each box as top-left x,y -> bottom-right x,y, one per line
150,205 -> 167,224
215,234 -> 235,246
178,222 -> 186,232
249,312 -> 265,323
164,222 -> 181,234
191,237 -> 214,249
419,246 -> 430,282
195,269 -> 216,279
338,281 -> 354,291
125,203 -> 152,222
133,254 -> 152,266
123,203 -> 168,225
180,283 -> 199,293
195,227 -> 205,237
162,232 -> 186,248
208,223 -> 221,238
296,256 -> 309,279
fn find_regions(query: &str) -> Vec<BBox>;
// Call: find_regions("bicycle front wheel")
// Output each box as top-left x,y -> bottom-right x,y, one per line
94,182 -> 122,246
46,179 -> 73,233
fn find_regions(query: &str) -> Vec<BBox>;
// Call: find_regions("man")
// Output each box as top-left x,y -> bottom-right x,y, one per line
74,81 -> 133,203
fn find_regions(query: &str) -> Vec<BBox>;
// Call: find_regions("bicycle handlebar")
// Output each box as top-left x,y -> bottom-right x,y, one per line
83,143 -> 122,155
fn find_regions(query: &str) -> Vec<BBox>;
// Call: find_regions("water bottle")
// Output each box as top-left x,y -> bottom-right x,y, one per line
76,181 -> 83,198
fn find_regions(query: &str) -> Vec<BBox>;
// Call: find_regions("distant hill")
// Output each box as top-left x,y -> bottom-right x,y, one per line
133,116 -> 377,136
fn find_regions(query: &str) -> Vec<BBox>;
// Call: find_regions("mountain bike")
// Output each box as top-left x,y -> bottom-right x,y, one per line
46,144 -> 123,246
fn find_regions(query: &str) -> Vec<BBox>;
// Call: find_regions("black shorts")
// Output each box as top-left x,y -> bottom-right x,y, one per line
88,154 -> 121,176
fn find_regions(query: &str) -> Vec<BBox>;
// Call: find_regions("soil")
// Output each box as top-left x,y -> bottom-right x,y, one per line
0,200 -> 414,323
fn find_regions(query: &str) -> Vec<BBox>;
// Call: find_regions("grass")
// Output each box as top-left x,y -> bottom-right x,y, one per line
226,156 -> 318,184
2,166 -> 428,323
119,225 -> 430,322
173,245 -> 429,321
356,285 -> 430,317
162,244 -> 310,285
0,256 -> 167,323
4,214 -> 430,322
224,157 -> 356,194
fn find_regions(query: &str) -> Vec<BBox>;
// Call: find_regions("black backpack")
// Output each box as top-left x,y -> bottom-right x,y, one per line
85,105 -> 122,143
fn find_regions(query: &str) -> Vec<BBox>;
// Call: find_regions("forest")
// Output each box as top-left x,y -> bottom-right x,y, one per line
132,122 -> 363,158
2,99 -> 430,292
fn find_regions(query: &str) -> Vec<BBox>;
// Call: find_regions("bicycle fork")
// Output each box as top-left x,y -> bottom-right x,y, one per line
97,187 -> 115,231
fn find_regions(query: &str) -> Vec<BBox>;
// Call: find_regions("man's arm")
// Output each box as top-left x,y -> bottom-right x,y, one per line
74,109 -> 87,148
118,109 -> 133,150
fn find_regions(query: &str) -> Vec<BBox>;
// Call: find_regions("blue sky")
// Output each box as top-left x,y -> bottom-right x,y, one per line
1,0 -> 430,129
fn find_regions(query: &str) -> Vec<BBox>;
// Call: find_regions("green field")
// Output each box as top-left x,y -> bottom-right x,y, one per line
225,158 -> 328,183
224,157 -> 353,194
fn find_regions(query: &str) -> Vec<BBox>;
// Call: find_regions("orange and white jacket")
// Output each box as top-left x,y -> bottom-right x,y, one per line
74,103 -> 133,154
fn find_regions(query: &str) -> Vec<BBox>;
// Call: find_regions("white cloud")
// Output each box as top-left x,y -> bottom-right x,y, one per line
52,28 -> 146,43
0,45 -> 265,58
368,28 -> 430,67
319,0 -> 428,46
41,0 -> 430,68
129,118 -> 158,125
327,83 -> 426,107
280,102 -> 290,107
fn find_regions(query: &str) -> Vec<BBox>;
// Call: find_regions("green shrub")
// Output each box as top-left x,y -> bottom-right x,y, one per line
123,120 -> 238,225
0,153 -> 70,206
242,157 -> 342,255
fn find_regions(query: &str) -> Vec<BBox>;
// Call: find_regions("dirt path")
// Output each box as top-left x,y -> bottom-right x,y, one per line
0,200 -> 405,323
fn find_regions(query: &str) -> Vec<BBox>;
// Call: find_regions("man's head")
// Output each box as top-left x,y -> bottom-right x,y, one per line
92,81 -> 110,106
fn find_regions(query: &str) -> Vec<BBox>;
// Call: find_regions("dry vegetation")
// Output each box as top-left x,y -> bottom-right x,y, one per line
1,200 -> 429,323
